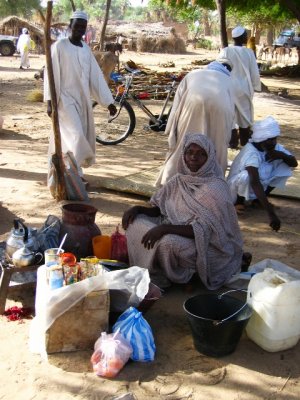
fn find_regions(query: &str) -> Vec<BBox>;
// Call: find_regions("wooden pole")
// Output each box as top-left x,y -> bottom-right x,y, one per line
44,1 -> 66,201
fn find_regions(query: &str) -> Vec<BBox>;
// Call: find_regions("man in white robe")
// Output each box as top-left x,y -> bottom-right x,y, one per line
227,116 -> 298,231
155,60 -> 235,187
17,28 -> 31,69
219,26 -> 261,147
44,10 -> 116,180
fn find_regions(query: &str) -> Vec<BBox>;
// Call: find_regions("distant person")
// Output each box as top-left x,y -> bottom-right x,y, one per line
227,116 -> 298,231
155,59 -> 235,187
219,26 -> 261,147
44,10 -> 117,186
247,36 -> 257,58
84,25 -> 93,46
17,28 -> 31,69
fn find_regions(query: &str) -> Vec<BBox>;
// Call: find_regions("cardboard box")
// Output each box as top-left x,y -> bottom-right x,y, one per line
45,289 -> 109,353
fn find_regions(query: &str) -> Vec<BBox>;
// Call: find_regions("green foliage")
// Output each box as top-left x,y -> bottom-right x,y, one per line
228,0 -> 296,19
148,0 -> 212,23
148,0 -> 300,26
227,6 -> 293,28
196,37 -> 213,49
227,0 -> 295,24
52,0 -> 133,22
124,6 -> 149,22
0,0 -> 41,18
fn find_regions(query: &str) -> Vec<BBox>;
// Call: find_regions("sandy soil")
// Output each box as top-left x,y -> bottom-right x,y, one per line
1,49 -> 300,400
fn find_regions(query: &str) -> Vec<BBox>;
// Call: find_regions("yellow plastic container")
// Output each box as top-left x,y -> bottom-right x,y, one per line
92,235 -> 112,260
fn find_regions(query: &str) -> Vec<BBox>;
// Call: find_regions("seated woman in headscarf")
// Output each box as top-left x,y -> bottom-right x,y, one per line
227,116 -> 298,231
122,134 -> 244,290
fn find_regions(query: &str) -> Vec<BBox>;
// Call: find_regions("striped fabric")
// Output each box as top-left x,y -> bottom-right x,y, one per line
127,134 -> 243,290
112,307 -> 156,362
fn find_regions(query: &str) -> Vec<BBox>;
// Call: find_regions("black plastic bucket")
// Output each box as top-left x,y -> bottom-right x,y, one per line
183,293 -> 252,357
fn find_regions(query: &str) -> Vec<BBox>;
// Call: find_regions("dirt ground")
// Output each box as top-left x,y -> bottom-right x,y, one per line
1,48 -> 300,400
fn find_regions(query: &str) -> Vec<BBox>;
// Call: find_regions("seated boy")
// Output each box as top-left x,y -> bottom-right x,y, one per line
227,116 -> 298,231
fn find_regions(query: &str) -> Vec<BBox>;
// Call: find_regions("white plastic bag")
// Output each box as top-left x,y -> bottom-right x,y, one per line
112,307 -> 156,362
249,259 -> 300,278
91,331 -> 133,378
29,266 -> 150,359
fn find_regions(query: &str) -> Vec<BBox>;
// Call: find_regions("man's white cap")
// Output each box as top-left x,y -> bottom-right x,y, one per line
71,10 -> 88,21
232,26 -> 245,38
250,116 -> 280,143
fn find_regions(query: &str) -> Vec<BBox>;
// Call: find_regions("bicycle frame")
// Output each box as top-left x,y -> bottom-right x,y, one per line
115,74 -> 177,129
94,73 -> 177,145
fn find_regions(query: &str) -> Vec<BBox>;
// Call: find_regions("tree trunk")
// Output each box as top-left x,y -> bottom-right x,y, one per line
100,0 -> 112,51
267,28 -> 274,46
215,0 -> 228,48
254,27 -> 261,44
202,9 -> 211,36
44,1 -> 66,201
280,0 -> 300,23
69,0 -> 76,12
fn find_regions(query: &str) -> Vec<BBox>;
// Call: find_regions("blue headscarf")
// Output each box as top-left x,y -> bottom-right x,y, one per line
206,61 -> 231,77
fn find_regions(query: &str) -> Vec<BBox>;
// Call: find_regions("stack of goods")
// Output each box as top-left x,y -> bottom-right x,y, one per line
46,252 -> 106,290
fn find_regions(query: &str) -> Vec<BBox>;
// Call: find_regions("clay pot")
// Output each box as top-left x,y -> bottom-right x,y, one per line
59,203 -> 101,259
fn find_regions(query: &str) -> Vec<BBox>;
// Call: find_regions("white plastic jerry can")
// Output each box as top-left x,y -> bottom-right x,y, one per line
246,268 -> 300,352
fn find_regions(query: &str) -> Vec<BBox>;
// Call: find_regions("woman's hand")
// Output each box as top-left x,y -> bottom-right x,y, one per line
142,226 -> 167,249
122,206 -> 140,230
122,205 -> 161,230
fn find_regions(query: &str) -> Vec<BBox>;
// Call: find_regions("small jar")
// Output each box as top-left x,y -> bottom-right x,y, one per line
63,263 -> 79,285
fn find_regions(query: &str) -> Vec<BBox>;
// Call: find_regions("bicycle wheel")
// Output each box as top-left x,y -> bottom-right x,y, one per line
94,100 -> 136,145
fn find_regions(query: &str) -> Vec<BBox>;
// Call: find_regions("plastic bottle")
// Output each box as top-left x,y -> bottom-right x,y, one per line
246,268 -> 300,352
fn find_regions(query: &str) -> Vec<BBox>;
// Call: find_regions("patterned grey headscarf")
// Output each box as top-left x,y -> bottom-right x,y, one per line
151,132 -> 243,290
177,133 -> 224,179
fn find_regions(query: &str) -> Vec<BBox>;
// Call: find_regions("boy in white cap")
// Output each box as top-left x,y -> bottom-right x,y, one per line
227,116 -> 298,231
219,26 -> 261,148
44,10 -> 117,186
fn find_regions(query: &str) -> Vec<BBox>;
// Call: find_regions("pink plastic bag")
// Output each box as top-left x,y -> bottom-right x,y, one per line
111,225 -> 128,263
91,331 -> 132,378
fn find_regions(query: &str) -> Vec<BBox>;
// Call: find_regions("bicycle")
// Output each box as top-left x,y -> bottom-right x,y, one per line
93,73 -> 177,145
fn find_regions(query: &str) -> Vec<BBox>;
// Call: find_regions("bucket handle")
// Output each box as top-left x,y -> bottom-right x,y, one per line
214,289 -> 249,326
218,289 -> 248,298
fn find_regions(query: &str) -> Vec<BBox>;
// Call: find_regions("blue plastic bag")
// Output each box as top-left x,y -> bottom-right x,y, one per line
112,307 -> 156,362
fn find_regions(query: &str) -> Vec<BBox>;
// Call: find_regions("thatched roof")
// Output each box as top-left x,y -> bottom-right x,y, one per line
0,16 -> 44,42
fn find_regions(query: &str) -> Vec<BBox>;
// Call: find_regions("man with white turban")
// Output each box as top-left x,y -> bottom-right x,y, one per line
227,116 -> 298,231
155,59 -> 235,186
17,28 -> 32,69
44,10 -> 117,185
219,26 -> 261,147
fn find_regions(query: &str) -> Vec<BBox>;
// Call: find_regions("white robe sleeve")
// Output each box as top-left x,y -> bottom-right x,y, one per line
249,51 -> 261,92
89,53 -> 114,107
165,76 -> 186,147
